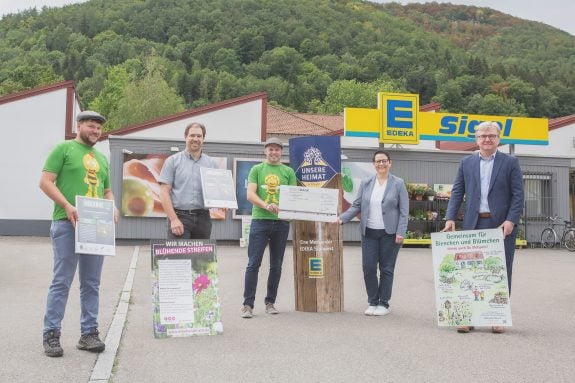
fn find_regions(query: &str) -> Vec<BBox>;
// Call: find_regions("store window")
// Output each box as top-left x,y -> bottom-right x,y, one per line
523,173 -> 552,219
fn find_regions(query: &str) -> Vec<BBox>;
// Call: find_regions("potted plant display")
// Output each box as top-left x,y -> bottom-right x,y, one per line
413,184 -> 427,200
424,187 -> 435,201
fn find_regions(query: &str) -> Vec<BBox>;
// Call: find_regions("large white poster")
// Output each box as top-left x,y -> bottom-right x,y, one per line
431,229 -> 512,327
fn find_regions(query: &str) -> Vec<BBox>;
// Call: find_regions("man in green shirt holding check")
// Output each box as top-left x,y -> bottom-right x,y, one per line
241,137 -> 296,318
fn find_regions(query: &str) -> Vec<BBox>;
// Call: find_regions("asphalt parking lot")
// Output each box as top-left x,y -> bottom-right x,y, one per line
1,236 -> 574,383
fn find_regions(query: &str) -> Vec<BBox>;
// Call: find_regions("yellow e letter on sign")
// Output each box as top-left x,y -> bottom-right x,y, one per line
380,93 -> 420,145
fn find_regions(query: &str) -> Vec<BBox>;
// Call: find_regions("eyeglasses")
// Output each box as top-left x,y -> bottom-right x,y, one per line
476,134 -> 499,140
374,159 -> 390,164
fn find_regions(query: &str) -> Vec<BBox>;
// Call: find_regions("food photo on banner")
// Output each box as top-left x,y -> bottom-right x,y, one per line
122,153 -> 227,219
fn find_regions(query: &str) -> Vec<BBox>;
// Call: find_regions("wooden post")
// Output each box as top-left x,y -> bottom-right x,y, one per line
288,136 -> 344,312
293,176 -> 343,312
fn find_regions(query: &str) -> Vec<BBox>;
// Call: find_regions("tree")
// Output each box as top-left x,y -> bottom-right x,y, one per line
89,63 -> 132,121
236,28 -> 265,64
259,46 -> 304,83
299,37 -> 330,59
478,94 -> 526,116
319,78 -> 401,114
106,69 -> 185,131
213,48 -> 242,76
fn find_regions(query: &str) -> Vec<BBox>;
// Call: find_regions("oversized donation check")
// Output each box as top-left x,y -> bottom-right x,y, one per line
278,185 -> 338,222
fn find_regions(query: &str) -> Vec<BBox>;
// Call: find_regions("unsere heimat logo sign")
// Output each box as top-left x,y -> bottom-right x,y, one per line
295,147 -> 337,188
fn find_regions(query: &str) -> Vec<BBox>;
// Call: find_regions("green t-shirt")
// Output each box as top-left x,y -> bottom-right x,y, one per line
43,140 -> 111,220
248,162 -> 297,220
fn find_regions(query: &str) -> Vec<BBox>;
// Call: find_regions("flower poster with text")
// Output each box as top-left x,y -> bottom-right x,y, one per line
151,239 -> 222,338
431,229 -> 512,327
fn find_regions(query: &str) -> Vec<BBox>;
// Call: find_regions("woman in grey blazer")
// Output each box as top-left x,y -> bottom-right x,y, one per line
339,150 -> 409,316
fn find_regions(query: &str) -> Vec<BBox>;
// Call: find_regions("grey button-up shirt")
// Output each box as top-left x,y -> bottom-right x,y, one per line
158,151 -> 216,210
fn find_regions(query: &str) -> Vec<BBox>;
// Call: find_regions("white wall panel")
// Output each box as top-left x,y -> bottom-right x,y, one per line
120,100 -> 263,143
0,89 -> 72,220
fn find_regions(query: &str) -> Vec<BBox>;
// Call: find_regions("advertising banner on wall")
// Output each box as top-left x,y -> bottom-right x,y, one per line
122,153 -> 227,219
431,229 -> 512,328
232,158 -> 261,218
151,239 -> 223,338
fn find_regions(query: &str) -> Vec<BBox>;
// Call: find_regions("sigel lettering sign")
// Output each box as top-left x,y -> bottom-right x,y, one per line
345,92 -> 548,145
438,116 -> 513,138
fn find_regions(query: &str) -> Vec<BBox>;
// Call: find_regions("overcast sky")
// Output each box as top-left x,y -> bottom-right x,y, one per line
1,0 -> 573,36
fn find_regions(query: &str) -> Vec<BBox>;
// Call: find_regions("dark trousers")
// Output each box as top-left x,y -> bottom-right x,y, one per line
475,217 -> 517,294
243,219 -> 290,308
167,210 -> 212,239
361,228 -> 401,308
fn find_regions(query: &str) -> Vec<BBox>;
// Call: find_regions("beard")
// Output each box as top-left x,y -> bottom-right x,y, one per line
79,130 -> 99,146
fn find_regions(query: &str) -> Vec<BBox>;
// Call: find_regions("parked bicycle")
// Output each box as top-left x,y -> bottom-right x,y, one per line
540,216 -> 575,251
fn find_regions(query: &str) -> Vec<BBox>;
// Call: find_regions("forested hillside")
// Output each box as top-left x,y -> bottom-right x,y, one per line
1,0 -> 573,131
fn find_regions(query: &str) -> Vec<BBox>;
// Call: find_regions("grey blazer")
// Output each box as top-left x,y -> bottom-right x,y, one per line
340,173 -> 409,237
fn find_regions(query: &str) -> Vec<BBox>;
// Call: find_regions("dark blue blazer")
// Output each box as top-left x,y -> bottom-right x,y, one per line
446,151 -> 524,230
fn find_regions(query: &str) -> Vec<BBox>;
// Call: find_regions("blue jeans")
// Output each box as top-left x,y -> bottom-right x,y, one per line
44,220 -> 105,336
243,219 -> 290,308
361,228 -> 401,308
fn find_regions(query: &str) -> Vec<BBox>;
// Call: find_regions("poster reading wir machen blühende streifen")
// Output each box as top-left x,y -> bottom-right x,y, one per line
431,229 -> 511,328
151,239 -> 222,338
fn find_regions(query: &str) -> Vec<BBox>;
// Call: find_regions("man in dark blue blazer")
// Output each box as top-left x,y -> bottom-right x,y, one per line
443,121 -> 524,334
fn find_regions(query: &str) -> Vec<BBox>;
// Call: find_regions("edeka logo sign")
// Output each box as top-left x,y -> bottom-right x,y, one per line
380,93 -> 420,144
344,92 -> 549,145
289,136 -> 341,188
309,257 -> 324,278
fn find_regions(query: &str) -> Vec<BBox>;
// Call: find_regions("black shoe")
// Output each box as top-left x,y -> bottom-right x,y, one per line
43,330 -> 63,357
76,329 -> 105,353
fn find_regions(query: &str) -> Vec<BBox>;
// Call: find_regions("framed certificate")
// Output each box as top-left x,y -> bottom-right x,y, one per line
200,167 -> 238,209
75,196 -> 116,256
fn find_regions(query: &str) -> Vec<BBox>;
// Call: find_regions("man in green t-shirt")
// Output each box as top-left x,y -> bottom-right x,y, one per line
241,137 -> 296,318
39,110 -> 118,357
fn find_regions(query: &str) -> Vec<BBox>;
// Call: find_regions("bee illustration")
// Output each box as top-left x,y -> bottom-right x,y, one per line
264,174 -> 280,204
83,152 -> 100,197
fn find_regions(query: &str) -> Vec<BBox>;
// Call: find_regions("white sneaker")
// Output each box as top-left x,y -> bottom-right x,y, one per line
241,305 -> 253,318
364,306 -> 377,316
373,305 -> 389,316
265,302 -> 279,315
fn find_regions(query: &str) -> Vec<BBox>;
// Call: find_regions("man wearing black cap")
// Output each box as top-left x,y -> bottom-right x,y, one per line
241,137 -> 296,318
39,110 -> 118,357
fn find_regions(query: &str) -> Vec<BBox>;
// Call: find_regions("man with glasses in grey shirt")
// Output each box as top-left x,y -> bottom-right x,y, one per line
159,122 -> 217,239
